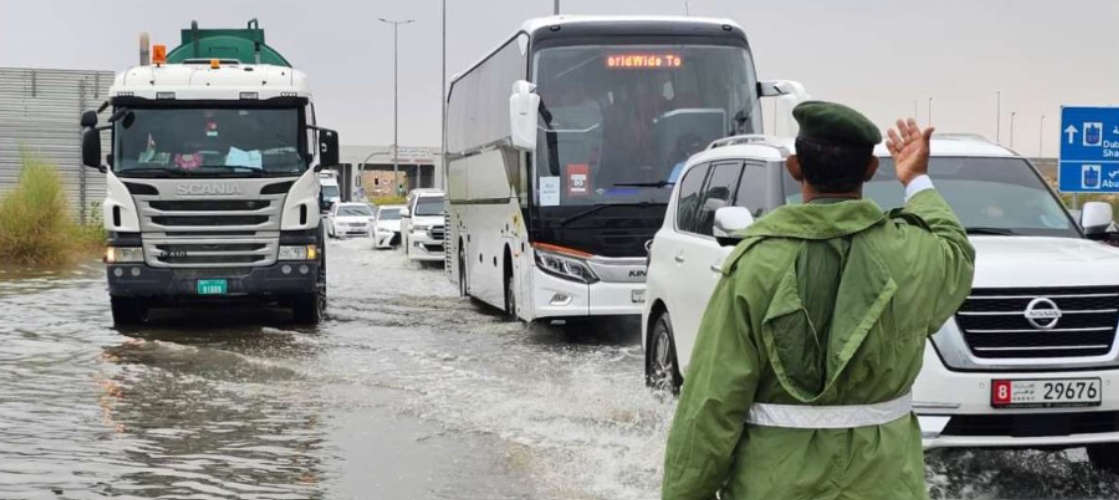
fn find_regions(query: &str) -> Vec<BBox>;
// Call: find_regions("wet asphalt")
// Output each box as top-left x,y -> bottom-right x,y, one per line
1,238 -> 1117,499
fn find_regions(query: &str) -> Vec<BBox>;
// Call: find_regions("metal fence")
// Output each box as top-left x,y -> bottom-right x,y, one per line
0,67 -> 114,224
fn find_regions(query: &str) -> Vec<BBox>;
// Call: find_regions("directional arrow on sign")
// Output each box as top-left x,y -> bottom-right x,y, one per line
1066,124 -> 1079,144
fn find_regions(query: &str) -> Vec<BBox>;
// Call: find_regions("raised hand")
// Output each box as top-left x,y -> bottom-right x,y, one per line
885,118 -> 935,186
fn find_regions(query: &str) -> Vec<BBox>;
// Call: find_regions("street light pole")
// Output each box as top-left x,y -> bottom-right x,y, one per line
554,0 -> 559,14
1009,111 -> 1017,149
441,0 -> 447,191
928,97 -> 933,126
378,17 -> 415,196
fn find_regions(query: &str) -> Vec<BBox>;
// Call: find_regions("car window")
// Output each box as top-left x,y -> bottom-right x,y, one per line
734,160 -> 768,217
675,163 -> 709,233
694,161 -> 743,236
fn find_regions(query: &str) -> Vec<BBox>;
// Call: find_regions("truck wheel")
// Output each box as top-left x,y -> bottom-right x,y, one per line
292,292 -> 324,325
1088,443 -> 1119,474
110,296 -> 148,326
646,310 -> 682,394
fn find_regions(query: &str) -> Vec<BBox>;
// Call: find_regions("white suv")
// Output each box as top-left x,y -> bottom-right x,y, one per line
400,189 -> 447,263
643,134 -> 1119,472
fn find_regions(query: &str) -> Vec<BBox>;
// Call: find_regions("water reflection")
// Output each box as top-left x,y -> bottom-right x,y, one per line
95,325 -> 327,499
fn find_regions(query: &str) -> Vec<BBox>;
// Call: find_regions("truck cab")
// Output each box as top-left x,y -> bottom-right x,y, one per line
80,19 -> 340,325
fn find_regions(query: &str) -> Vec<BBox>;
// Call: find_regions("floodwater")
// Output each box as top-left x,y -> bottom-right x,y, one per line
1,238 -> 1117,499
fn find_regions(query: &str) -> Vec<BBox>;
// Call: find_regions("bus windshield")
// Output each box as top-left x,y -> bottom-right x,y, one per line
533,44 -> 758,207
783,157 -> 1080,238
114,107 -> 305,178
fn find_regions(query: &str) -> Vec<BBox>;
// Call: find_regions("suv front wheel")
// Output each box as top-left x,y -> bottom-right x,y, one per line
646,310 -> 682,394
1088,443 -> 1119,474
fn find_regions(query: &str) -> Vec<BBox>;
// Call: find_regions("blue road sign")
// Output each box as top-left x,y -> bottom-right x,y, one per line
1059,106 -> 1119,192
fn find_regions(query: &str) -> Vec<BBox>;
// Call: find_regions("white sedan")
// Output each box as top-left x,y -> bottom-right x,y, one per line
326,202 -> 375,239
372,204 -> 404,249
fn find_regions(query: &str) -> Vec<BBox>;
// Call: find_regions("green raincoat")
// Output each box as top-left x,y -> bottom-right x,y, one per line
662,189 -> 975,500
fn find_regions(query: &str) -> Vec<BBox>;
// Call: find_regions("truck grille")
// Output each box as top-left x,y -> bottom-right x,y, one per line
135,189 -> 285,268
956,287 -> 1119,358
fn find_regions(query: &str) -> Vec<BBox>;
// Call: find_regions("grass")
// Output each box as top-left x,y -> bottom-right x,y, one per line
370,194 -> 407,206
0,152 -> 105,268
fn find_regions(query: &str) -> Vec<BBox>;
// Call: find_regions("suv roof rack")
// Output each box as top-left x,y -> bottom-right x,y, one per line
706,134 -> 772,150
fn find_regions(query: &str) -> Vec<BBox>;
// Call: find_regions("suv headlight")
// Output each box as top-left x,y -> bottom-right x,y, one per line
533,244 -> 599,284
105,246 -> 144,263
278,244 -> 319,261
412,224 -> 429,233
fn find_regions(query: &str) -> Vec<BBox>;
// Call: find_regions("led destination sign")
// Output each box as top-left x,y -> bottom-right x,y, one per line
605,53 -> 683,69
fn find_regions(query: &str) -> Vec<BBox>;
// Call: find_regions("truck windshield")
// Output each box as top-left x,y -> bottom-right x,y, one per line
414,197 -> 445,216
532,44 -> 758,207
113,107 -> 305,177
783,157 -> 1080,238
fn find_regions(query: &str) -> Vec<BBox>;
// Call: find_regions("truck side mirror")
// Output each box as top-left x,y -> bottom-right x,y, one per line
318,128 -> 340,168
80,110 -> 98,128
1081,201 -> 1115,238
509,80 -> 540,151
713,206 -> 755,246
81,128 -> 104,171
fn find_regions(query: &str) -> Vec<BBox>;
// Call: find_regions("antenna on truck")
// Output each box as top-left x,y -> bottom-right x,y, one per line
247,18 -> 262,63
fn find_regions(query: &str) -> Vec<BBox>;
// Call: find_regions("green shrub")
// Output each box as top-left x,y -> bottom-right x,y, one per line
370,194 -> 407,206
0,153 -> 104,267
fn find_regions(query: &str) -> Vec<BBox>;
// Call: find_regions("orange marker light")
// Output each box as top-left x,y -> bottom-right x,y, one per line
152,44 -> 167,66
210,59 -> 220,69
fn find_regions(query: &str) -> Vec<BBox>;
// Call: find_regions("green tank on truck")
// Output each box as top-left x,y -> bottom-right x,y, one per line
78,19 -> 340,326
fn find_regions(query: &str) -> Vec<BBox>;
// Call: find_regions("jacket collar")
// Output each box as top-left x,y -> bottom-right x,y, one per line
743,199 -> 886,240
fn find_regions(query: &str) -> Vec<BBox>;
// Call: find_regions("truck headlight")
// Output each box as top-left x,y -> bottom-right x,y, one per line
533,244 -> 599,284
105,246 -> 144,263
279,244 -> 318,261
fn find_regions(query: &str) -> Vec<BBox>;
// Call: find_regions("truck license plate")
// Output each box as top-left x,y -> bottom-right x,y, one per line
196,279 -> 228,295
991,378 -> 1102,408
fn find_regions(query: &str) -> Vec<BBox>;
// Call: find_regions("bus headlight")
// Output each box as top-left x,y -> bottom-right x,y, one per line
279,244 -> 318,261
533,244 -> 599,284
105,246 -> 144,263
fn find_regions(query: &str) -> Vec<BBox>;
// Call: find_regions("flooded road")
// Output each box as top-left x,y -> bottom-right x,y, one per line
1,238 -> 1118,499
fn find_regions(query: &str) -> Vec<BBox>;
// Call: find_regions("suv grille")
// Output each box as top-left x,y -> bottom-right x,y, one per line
428,225 -> 445,241
956,287 -> 1119,358
941,411 -> 1119,437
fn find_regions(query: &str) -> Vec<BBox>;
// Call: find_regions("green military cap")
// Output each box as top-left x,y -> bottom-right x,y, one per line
792,100 -> 882,147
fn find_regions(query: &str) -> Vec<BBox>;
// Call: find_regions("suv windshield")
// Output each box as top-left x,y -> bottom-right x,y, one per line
533,44 -> 758,207
378,208 -> 401,220
114,107 -> 305,178
338,205 -> 373,216
414,197 -> 445,216
783,157 -> 1080,238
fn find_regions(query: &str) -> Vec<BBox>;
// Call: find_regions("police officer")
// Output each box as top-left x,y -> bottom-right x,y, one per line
661,101 -> 975,500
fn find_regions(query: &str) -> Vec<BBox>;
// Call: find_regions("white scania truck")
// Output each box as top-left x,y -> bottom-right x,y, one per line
80,20 -> 340,325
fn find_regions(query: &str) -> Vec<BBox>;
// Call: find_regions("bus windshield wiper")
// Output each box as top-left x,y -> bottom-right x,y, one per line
966,227 -> 1018,236
613,181 -> 674,188
559,201 -> 665,228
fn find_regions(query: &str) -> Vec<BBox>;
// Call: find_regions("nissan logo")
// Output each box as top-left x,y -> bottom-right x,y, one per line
176,183 -> 243,196
1024,297 -> 1062,330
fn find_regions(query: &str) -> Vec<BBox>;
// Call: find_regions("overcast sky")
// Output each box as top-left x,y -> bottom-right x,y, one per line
2,0 -> 1115,157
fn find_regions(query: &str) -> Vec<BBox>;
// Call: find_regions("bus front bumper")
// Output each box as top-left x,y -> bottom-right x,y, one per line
531,267 -> 645,319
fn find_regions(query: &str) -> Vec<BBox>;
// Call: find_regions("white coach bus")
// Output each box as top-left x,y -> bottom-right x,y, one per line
445,15 -> 802,321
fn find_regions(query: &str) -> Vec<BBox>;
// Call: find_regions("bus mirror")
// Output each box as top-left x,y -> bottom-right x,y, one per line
758,80 -> 810,103
713,206 -> 754,246
509,80 -> 539,151
1081,201 -> 1114,237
